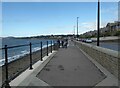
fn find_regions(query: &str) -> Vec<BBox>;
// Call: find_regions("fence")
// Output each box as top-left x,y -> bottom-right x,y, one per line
0,40 -> 60,88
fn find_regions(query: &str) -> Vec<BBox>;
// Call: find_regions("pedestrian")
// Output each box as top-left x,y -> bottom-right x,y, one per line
65,39 -> 68,48
63,39 -> 68,48
61,40 -> 64,48
57,39 -> 60,48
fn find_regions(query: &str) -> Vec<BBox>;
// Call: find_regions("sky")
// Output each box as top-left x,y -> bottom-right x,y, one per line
1,2 -> 118,37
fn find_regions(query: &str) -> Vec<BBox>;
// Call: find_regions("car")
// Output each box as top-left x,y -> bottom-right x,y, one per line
81,39 -> 86,42
85,39 -> 92,43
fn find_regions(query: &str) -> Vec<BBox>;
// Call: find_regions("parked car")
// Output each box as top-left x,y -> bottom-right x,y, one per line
85,39 -> 92,43
82,39 -> 86,42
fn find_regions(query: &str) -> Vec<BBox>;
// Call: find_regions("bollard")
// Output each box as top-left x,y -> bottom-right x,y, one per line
29,43 -> 33,70
40,42 -> 43,61
51,41 -> 52,53
47,41 -> 48,56
4,45 -> 11,88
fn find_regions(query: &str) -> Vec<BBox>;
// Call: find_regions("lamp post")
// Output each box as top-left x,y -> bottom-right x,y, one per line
77,17 -> 79,40
73,26 -> 75,38
97,0 -> 100,46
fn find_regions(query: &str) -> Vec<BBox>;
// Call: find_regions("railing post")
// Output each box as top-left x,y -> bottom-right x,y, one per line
29,43 -> 33,70
53,41 -> 55,50
47,41 -> 48,56
40,42 -> 43,61
51,41 -> 52,53
4,45 -> 11,88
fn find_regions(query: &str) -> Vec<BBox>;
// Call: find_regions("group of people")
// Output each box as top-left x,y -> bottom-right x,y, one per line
57,39 -> 68,48
61,39 -> 68,48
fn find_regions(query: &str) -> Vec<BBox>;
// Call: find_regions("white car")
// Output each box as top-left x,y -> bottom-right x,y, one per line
85,39 -> 92,43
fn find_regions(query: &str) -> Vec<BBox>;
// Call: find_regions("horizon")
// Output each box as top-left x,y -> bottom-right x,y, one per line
2,2 -> 118,37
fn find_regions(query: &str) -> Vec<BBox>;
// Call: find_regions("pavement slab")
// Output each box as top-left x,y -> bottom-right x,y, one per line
36,40 -> 106,86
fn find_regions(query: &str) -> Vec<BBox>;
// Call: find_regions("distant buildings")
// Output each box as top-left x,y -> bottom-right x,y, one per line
106,21 -> 120,32
81,21 -> 120,38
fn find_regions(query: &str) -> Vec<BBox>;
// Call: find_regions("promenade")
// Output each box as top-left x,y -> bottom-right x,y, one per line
9,40 -> 118,87
36,40 -> 106,86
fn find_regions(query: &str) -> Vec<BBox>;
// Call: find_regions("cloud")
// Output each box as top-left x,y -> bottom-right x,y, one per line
79,22 -> 97,34
78,21 -> 109,34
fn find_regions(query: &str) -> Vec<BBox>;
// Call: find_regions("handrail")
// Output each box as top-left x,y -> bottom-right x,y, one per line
1,40 -> 59,88
0,42 -> 45,50
0,44 -> 29,50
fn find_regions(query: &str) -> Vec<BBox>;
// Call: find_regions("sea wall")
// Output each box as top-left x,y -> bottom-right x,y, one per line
74,40 -> 119,79
91,36 -> 119,42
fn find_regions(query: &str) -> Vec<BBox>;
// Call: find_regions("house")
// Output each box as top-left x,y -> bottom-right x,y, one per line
106,21 -> 120,32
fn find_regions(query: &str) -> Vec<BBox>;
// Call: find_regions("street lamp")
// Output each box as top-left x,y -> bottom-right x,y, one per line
97,0 -> 100,46
77,17 -> 79,40
73,26 -> 75,38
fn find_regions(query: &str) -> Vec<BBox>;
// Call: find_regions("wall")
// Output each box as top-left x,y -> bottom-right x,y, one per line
74,41 -> 119,79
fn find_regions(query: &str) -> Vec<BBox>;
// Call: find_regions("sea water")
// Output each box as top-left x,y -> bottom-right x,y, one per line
0,38 -> 55,66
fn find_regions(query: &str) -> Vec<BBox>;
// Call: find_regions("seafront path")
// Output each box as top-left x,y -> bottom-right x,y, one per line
9,40 -> 118,87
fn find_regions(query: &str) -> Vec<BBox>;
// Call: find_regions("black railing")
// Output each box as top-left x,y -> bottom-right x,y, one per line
51,41 -> 52,53
40,41 -> 43,61
4,45 -> 10,88
29,43 -> 33,70
47,41 -> 48,56
0,40 -> 59,88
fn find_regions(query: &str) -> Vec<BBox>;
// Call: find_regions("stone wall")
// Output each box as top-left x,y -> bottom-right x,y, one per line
74,41 -> 119,79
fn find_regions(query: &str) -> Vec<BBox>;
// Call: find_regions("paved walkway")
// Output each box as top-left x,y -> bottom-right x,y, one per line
36,40 -> 106,86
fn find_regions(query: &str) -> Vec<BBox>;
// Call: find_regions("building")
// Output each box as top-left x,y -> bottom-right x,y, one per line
106,21 -> 120,32
81,21 -> 120,37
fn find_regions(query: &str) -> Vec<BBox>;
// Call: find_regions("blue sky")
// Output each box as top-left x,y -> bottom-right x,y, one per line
2,2 -> 118,37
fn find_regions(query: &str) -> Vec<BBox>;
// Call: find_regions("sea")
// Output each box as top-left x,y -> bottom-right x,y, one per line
0,38 -> 56,66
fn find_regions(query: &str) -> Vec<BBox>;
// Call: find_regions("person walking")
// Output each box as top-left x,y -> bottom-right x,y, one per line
61,40 -> 64,48
57,39 -> 60,48
63,39 -> 68,48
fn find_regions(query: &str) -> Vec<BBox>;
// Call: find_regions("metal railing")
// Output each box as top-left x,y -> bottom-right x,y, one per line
0,40 -> 60,88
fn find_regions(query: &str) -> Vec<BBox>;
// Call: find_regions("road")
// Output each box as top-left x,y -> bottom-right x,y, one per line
91,42 -> 119,51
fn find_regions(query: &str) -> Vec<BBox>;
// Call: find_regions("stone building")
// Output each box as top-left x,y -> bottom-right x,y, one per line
106,21 -> 120,32
81,21 -> 120,37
